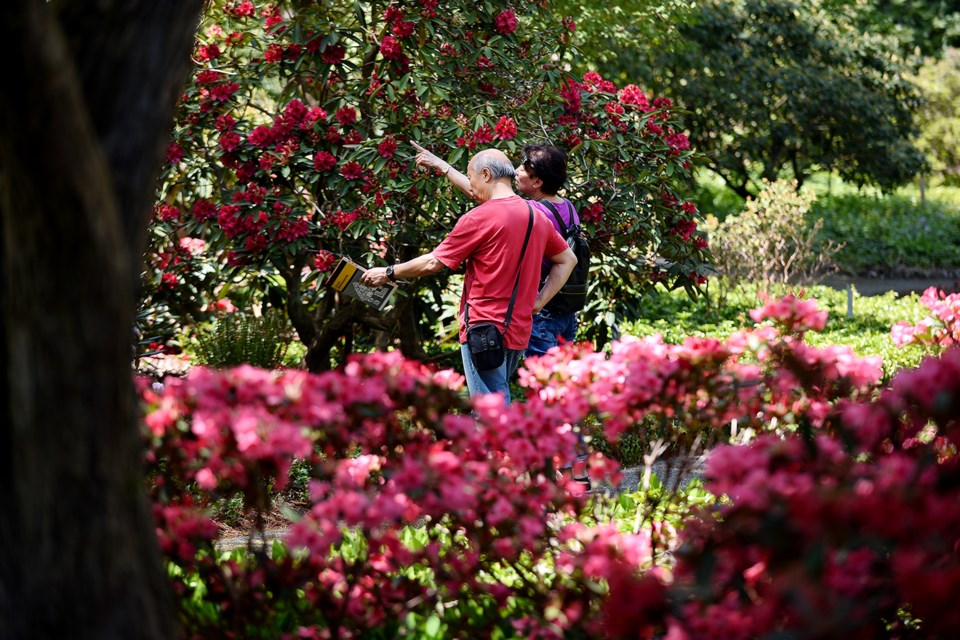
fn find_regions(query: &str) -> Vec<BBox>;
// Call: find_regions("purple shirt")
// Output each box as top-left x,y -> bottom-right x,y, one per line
531,199 -> 579,270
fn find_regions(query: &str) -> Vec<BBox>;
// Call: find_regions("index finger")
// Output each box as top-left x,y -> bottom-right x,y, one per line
411,141 -> 427,152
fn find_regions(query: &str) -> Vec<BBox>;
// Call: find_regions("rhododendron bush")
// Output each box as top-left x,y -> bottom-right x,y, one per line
145,0 -> 708,370
144,294 -> 960,637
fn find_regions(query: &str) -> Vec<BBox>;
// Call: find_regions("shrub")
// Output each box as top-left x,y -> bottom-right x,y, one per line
193,309 -> 291,369
625,283 -> 927,381
814,192 -> 960,273
143,293 -> 960,638
704,178 -> 843,298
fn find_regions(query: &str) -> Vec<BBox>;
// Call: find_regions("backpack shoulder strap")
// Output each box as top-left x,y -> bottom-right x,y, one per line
540,200 -> 568,235
561,198 -> 580,227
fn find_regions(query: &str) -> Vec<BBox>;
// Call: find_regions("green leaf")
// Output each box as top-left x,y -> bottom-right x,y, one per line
424,615 -> 441,638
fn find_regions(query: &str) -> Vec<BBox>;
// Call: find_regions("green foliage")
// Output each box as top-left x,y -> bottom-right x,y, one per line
814,192 -> 960,272
193,310 -> 291,369
911,48 -> 960,185
637,0 -> 926,198
624,283 -> 927,380
550,0 -> 696,82
704,179 -> 843,295
851,0 -> 960,59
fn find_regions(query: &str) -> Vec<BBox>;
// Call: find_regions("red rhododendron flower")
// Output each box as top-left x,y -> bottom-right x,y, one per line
248,125 -> 273,147
420,0 -> 438,18
559,78 -> 582,113
325,126 -> 343,145
392,21 -> 415,38
653,96 -> 673,110
563,16 -> 576,31
192,199 -> 217,222
156,203 -> 180,222
230,1 -> 255,18
313,151 -> 337,172
335,106 -> 357,126
262,7 -> 283,28
244,233 -> 268,254
166,142 -> 184,164
160,272 -> 179,288
264,43 -> 284,63
377,137 -> 398,158
314,249 -> 337,272
214,297 -> 237,313
494,10 -> 518,35
581,201 -> 604,222
671,218 -> 697,241
474,124 -> 494,145
215,113 -> 236,131
681,201 -> 697,214
379,35 -> 404,61
384,6 -> 404,23
218,132 -> 241,152
665,132 -> 690,151
494,116 -> 517,140
340,161 -> 363,180
605,102 -> 625,118
197,43 -> 220,61
209,81 -> 239,102
321,44 -> 346,65
618,84 -> 650,110
195,69 -> 220,85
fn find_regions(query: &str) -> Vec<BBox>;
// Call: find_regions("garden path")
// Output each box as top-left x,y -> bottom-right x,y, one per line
821,274 -> 960,296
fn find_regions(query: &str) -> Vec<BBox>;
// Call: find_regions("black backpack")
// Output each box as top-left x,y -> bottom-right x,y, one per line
540,199 -> 590,314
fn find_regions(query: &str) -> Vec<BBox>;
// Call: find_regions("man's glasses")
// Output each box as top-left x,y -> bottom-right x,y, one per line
520,154 -> 538,176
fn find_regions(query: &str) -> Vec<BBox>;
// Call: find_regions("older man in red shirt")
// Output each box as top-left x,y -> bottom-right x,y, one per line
362,148 -> 576,403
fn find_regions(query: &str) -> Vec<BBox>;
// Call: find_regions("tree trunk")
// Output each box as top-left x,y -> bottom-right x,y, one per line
0,2 -> 202,638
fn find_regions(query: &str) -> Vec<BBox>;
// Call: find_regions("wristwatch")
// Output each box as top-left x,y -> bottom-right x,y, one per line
385,264 -> 400,284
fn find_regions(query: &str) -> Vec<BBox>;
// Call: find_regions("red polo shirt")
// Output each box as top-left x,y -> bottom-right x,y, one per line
433,195 -> 568,350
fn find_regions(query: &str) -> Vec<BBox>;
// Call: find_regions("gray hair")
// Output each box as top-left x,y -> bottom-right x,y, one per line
472,152 -> 516,180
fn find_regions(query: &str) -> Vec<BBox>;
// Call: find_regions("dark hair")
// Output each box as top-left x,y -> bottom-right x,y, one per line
521,144 -> 567,195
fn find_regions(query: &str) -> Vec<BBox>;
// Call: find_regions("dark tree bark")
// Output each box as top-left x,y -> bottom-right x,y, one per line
0,2 -> 203,638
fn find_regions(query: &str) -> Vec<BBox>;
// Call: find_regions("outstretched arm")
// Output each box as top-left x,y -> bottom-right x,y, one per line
412,141 -> 475,200
359,253 -> 446,288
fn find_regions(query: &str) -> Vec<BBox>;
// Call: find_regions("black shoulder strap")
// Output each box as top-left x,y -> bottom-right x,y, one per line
541,199 -> 568,235
465,204 -> 534,331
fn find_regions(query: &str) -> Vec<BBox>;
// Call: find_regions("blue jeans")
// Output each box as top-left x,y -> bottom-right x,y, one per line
525,309 -> 578,358
460,343 -> 525,404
